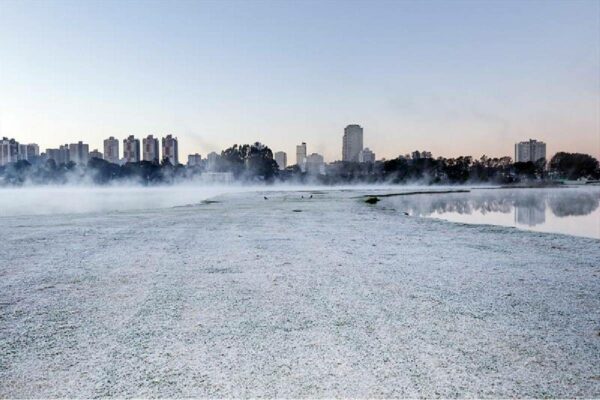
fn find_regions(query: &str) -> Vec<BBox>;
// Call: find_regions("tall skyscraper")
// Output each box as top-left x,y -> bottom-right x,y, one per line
18,144 -> 28,161
515,139 -> 547,163
123,135 -> 141,163
274,151 -> 287,170
342,124 -> 364,162
0,137 -> 19,166
103,136 -> 120,164
296,142 -> 307,171
162,135 -> 179,165
56,145 -> 70,164
143,135 -> 160,163
69,141 -> 90,165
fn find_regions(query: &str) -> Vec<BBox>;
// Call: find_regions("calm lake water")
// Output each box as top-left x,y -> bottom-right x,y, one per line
382,187 -> 600,239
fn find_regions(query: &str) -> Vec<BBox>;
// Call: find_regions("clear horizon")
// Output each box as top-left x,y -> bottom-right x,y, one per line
1,0 -> 599,161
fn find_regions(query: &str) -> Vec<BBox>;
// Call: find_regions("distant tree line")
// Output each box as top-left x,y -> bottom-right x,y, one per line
312,152 -> 599,185
0,145 -> 598,186
0,158 -> 187,185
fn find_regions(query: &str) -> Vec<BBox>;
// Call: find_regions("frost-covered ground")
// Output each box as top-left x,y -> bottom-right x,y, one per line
1,188 -> 599,397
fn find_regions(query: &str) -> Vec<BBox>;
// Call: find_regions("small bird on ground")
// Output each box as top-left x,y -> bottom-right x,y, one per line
264,196 -> 268,200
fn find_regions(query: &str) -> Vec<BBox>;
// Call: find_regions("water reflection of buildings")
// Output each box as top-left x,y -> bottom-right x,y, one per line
514,205 -> 546,226
390,190 -> 599,227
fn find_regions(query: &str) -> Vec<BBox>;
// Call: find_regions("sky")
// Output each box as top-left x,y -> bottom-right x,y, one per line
0,0 -> 599,162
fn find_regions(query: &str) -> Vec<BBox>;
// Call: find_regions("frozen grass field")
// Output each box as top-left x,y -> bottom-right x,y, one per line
1,188 -> 599,397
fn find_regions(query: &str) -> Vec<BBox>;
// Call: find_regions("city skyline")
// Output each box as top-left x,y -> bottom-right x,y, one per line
0,120 -> 597,165
1,130 -> 553,168
0,0 -> 599,160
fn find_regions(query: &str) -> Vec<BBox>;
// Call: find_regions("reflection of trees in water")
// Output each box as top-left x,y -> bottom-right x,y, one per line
391,189 -> 599,219
394,191 -> 535,216
548,191 -> 600,217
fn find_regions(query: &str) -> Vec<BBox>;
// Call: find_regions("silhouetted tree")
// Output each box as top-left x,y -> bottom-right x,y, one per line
512,161 -> 537,179
88,158 -> 121,183
220,142 -> 278,180
549,152 -> 599,180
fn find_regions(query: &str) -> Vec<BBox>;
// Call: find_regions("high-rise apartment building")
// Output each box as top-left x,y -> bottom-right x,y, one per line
143,135 -> 160,163
342,124 -> 364,162
0,137 -> 20,166
296,142 -> 307,171
17,143 -> 39,162
515,139 -> 546,163
59,144 -> 70,164
123,135 -> 141,163
27,144 -> 40,161
69,141 -> 90,165
103,136 -> 120,164
18,144 -> 28,161
162,135 -> 178,165
274,151 -> 287,170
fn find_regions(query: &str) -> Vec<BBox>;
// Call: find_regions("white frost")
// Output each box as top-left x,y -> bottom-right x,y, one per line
0,188 -> 599,397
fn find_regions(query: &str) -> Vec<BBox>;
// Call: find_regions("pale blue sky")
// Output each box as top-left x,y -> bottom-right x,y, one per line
0,0 -> 598,161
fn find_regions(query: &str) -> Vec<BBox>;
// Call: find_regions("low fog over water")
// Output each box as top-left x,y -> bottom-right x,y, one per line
0,184 -> 405,216
0,185 -> 248,216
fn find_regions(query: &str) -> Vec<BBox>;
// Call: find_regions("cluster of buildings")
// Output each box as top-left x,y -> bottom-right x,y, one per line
97,135 -> 180,166
107,135 -> 179,165
0,138 -> 40,166
269,124 -> 377,175
274,132 -> 547,174
1,130 -> 549,172
293,142 -> 327,174
0,135 -> 181,167
2,125 -> 380,173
